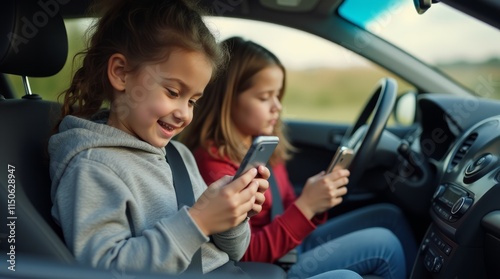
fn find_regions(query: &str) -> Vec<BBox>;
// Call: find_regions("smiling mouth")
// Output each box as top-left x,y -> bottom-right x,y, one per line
158,120 -> 175,131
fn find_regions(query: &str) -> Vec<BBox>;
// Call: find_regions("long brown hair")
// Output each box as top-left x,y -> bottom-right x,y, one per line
57,0 -> 225,128
180,36 -> 294,165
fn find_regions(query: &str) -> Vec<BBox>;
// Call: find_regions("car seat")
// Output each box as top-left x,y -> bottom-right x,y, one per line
0,1 -> 287,278
0,0 -> 73,263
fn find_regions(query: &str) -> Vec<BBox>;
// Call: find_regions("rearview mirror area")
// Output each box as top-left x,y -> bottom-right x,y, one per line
414,0 -> 439,14
394,91 -> 417,125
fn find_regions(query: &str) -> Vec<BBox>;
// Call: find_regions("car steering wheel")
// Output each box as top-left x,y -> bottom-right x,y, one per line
341,77 -> 397,191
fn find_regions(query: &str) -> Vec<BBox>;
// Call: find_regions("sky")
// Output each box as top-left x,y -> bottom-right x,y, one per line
204,0 -> 500,70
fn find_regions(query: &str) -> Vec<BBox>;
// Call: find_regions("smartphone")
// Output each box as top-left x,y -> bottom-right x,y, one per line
233,136 -> 279,180
326,146 -> 354,173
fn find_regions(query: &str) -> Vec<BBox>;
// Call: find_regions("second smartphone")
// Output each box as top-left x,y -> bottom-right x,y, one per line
233,136 -> 280,180
326,146 -> 354,173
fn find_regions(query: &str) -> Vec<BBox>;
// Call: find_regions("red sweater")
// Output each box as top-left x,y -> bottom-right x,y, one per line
193,146 -> 326,263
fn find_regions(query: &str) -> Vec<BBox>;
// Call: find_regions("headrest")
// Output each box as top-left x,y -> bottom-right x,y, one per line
0,0 -> 68,77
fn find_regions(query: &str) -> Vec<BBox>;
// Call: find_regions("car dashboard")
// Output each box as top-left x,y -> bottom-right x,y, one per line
409,94 -> 500,279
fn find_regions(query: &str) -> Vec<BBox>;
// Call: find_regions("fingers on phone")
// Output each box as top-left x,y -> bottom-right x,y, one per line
337,184 -> 348,197
228,168 -> 258,192
330,168 -> 350,179
256,165 -> 271,180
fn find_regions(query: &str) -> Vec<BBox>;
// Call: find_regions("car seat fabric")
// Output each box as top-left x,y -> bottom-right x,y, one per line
0,0 -> 73,263
0,0 -> 68,77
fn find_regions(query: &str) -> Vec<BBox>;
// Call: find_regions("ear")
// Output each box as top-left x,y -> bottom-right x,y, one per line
107,53 -> 128,92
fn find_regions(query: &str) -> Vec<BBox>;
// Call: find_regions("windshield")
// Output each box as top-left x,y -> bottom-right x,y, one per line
339,0 -> 500,99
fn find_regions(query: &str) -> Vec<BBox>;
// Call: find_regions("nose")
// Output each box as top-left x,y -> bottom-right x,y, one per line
172,102 -> 190,124
272,96 -> 282,112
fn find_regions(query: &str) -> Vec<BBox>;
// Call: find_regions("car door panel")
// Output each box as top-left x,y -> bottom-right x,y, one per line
284,120 -> 415,207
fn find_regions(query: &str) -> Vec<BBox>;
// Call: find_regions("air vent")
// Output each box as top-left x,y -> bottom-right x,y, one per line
448,133 -> 478,171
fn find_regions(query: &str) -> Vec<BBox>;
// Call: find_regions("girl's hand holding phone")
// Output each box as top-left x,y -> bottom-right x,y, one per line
189,167 -> 267,236
294,168 -> 350,219
247,165 -> 270,218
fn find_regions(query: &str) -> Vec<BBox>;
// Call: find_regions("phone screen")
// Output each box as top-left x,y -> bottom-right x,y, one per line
233,136 -> 279,180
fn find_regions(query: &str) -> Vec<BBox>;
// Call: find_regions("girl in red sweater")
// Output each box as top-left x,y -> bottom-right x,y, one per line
180,37 -> 415,279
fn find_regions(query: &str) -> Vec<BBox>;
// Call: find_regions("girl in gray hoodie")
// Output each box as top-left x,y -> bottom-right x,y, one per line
49,0 -> 269,276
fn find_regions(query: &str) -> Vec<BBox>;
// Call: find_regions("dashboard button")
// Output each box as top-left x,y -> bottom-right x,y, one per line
451,196 -> 473,215
464,153 -> 497,183
433,257 -> 443,272
444,245 -> 452,255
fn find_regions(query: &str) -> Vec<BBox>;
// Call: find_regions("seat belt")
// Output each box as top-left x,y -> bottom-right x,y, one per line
165,142 -> 202,273
268,166 -> 297,270
268,166 -> 284,220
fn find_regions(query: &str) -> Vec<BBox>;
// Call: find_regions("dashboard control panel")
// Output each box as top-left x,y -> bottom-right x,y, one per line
432,183 -> 473,222
420,227 -> 455,274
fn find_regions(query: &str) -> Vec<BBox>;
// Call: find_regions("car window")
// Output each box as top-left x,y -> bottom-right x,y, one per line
339,0 -> 500,100
205,17 -> 415,125
8,17 -> 415,125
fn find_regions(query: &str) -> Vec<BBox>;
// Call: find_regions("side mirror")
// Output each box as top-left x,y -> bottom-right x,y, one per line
394,91 -> 417,125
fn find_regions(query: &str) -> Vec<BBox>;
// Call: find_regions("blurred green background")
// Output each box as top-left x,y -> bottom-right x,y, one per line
7,19 -> 500,124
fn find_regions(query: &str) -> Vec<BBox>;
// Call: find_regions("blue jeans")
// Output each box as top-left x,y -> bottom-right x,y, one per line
305,203 -> 417,274
288,203 -> 416,279
309,269 -> 363,279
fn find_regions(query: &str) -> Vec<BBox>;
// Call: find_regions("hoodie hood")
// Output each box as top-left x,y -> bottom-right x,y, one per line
48,113 -> 166,193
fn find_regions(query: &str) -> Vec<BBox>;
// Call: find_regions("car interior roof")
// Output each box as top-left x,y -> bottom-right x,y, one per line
60,0 -> 500,29
440,0 -> 500,29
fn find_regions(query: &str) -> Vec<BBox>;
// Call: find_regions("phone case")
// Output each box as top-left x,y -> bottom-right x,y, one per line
233,136 -> 279,179
326,146 -> 354,173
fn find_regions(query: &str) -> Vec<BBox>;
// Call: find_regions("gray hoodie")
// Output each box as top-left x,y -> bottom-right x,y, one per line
49,114 -> 250,274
